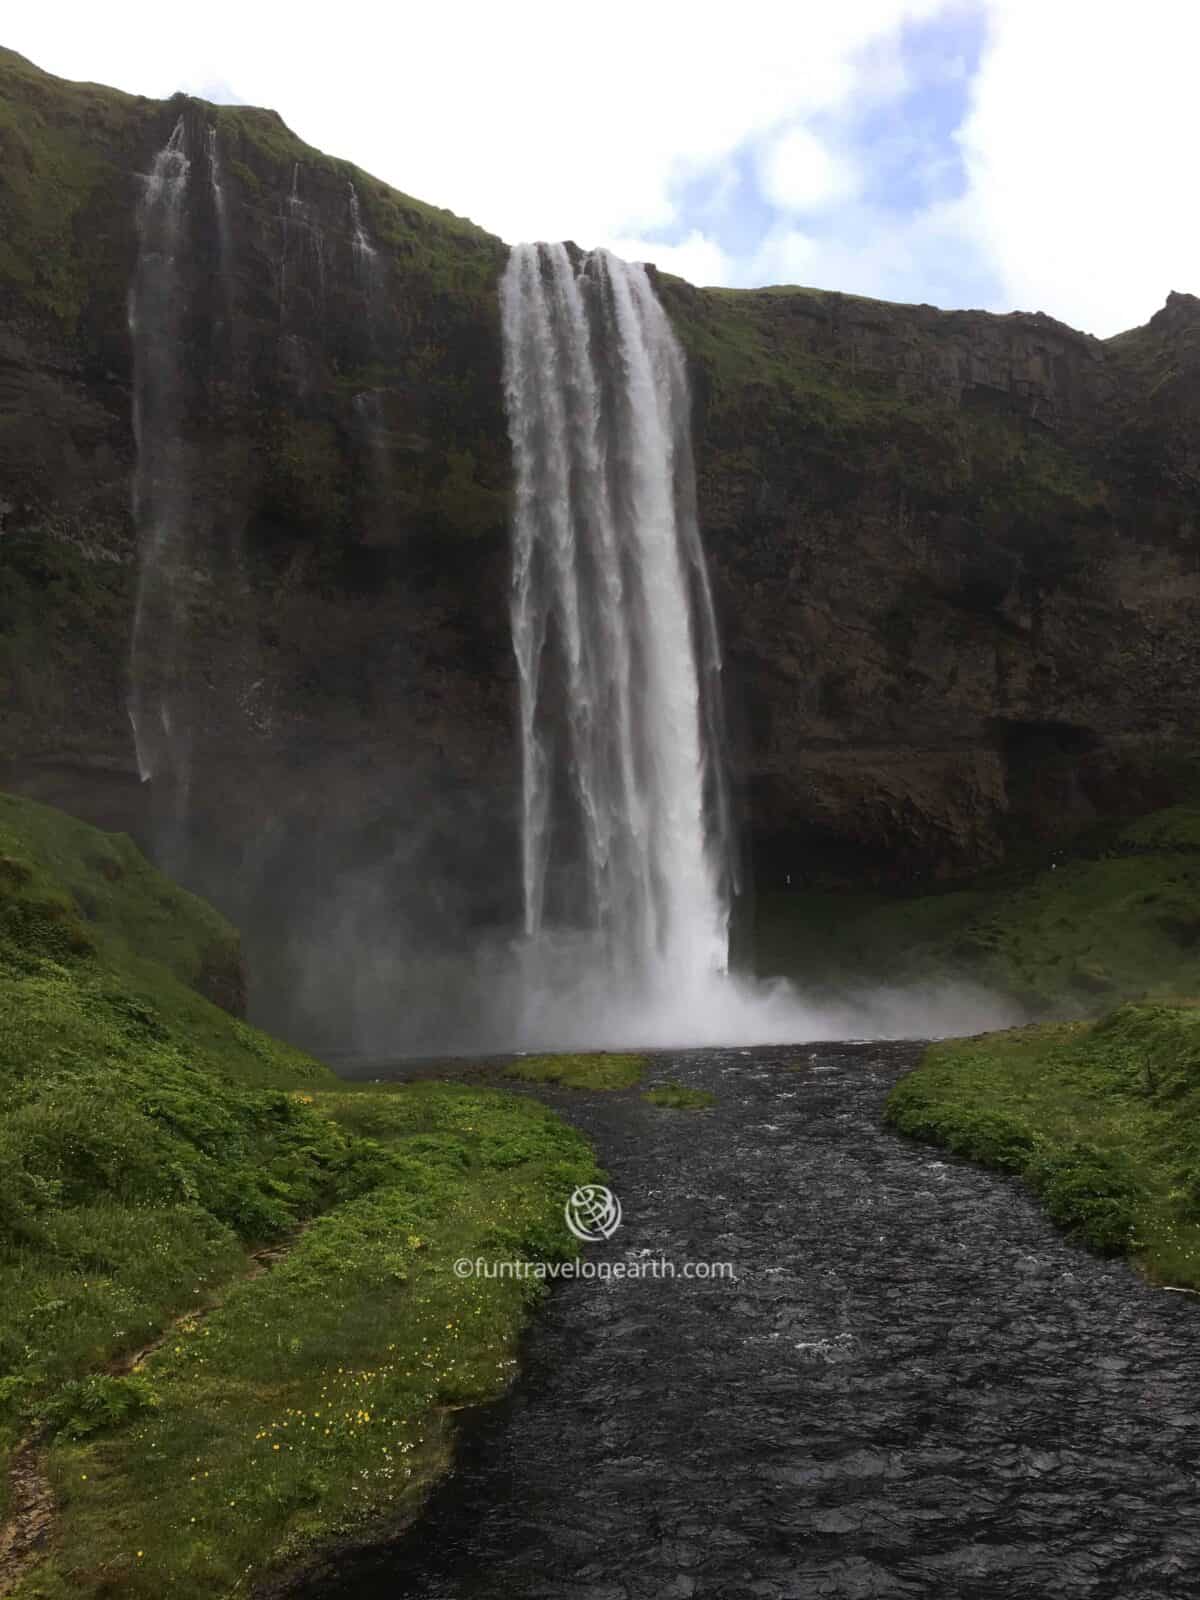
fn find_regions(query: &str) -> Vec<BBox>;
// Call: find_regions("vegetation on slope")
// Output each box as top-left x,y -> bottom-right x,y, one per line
17,1081 -> 596,1598
0,46 -> 146,330
756,803 -> 1200,1016
0,794 -> 598,1595
885,1004 -> 1200,1287
0,45 -> 503,333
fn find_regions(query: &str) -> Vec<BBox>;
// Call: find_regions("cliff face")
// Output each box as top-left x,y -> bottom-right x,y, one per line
0,50 -> 519,1039
3,49 -> 1200,1045
658,282 -> 1200,886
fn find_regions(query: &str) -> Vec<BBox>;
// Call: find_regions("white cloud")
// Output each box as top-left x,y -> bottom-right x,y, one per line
757,125 -> 856,212
960,0 -> 1200,334
745,197 -> 987,308
747,227 -> 819,284
609,231 -> 733,287
4,0 -> 949,249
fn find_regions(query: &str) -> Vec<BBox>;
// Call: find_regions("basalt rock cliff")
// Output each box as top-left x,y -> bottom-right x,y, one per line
2,48 -> 1199,1046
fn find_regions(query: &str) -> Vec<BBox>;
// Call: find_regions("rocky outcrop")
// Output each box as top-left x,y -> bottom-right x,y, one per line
2,48 -> 1199,1047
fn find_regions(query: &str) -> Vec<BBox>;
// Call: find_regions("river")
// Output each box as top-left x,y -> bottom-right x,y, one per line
322,1042 -> 1200,1599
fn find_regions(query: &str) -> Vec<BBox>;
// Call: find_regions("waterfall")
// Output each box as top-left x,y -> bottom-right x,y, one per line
128,117 -> 192,829
500,243 -> 734,1037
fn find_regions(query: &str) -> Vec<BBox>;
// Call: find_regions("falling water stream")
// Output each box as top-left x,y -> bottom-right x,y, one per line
501,244 -> 735,1044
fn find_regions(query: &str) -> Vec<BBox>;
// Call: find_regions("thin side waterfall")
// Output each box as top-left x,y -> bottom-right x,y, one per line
128,118 -> 192,832
206,124 -> 233,304
500,242 -> 734,1037
348,181 -> 377,274
347,183 -> 391,540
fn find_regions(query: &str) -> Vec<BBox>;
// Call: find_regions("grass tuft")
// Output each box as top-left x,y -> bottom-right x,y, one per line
641,1083 -> 716,1110
503,1053 -> 646,1091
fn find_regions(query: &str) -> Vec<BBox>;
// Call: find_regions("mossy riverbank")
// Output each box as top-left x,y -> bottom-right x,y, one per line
0,793 -> 599,1596
764,798 -> 1200,1288
886,1003 -> 1200,1287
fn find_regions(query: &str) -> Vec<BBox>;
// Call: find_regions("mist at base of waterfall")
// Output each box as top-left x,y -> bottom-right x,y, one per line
302,923 -> 1024,1062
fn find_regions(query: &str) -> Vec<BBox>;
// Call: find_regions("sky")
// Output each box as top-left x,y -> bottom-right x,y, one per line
5,0 -> 1197,336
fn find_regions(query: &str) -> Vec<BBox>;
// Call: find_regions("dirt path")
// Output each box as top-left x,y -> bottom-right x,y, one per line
0,1231 -> 300,1596
0,1442 -> 54,1596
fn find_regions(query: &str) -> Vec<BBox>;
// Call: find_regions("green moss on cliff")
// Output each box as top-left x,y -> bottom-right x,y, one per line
659,277 -> 1109,538
0,48 -> 144,329
430,447 -> 508,538
885,1003 -> 1200,1284
260,417 -> 350,541
0,532 -> 131,752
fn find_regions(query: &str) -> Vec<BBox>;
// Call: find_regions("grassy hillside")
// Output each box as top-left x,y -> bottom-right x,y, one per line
886,1004 -> 1200,1288
0,45 -> 502,335
0,793 -> 598,1595
756,803 -> 1200,1016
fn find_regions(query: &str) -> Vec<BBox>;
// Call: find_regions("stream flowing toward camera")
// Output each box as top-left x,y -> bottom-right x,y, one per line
321,1043 -> 1199,1599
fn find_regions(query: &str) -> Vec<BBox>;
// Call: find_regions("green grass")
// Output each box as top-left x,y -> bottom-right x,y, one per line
641,1083 -> 716,1110
885,1003 -> 1200,1284
502,1053 -> 646,1091
755,801 -> 1200,1015
0,794 -> 599,1593
16,1081 -> 598,1598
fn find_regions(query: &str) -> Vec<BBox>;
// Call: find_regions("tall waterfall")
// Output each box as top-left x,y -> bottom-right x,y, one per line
500,243 -> 734,1037
128,117 -> 192,830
